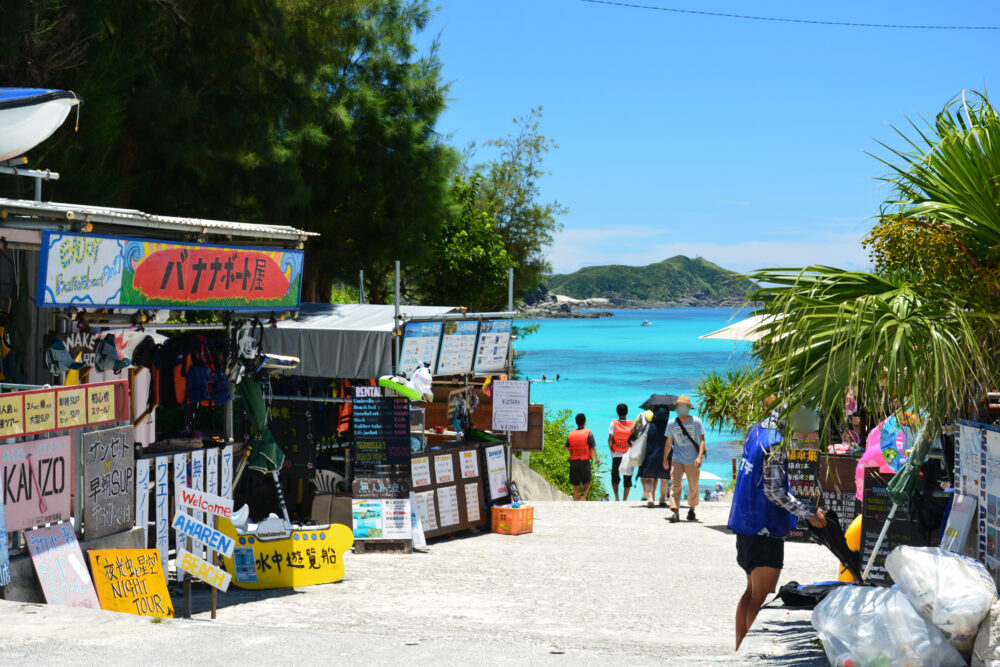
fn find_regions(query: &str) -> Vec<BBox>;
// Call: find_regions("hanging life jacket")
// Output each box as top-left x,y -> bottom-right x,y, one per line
610,419 -> 634,454
727,423 -> 798,537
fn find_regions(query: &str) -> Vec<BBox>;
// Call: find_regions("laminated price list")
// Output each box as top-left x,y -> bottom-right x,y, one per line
352,396 -> 411,470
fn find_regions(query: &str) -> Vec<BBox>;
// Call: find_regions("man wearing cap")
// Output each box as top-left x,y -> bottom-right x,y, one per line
663,394 -> 705,523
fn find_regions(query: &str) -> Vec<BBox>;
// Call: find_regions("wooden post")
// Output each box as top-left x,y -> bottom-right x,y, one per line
211,515 -> 218,620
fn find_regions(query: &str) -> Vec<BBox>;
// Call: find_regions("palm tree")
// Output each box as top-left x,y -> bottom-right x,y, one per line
747,91 -> 1000,506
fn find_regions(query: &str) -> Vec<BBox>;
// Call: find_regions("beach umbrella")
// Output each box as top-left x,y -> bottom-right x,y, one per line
640,394 -> 678,410
699,470 -> 725,482
699,314 -> 775,342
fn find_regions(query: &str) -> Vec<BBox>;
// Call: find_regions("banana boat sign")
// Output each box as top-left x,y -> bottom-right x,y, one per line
38,231 -> 303,311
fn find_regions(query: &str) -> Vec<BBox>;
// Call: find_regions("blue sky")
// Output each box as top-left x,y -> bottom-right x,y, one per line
415,0 -> 999,274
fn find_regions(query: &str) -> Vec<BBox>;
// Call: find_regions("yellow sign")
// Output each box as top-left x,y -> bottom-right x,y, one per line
24,391 -> 55,434
88,549 -> 174,617
218,519 -> 353,590
87,385 -> 114,424
176,548 -> 232,592
0,394 -> 23,437
57,388 -> 86,428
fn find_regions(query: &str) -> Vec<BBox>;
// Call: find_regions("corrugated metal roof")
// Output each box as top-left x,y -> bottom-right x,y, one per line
280,303 -> 457,332
0,197 -> 317,242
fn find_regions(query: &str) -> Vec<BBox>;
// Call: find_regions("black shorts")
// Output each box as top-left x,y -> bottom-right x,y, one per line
736,533 -> 784,574
610,456 -> 632,488
569,459 -> 592,486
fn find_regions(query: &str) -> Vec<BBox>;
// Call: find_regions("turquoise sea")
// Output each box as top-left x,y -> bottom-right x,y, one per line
515,307 -> 753,494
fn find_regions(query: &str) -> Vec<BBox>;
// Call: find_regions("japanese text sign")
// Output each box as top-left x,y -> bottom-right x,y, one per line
26,523 -> 100,609
82,426 -> 136,540
89,549 -> 174,617
38,231 -> 304,311
221,522 -> 354,589
0,435 -> 72,531
0,381 -> 127,440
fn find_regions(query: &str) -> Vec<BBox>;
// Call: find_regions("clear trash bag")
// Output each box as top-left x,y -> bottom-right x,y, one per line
812,585 -> 965,667
886,545 -> 998,658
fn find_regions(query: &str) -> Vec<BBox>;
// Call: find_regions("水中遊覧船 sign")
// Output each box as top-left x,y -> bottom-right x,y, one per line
37,231 -> 304,311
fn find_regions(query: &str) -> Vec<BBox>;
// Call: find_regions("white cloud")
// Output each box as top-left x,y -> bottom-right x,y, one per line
548,228 -> 871,275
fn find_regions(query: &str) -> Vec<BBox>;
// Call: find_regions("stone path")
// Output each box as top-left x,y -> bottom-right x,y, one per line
0,500 -> 836,665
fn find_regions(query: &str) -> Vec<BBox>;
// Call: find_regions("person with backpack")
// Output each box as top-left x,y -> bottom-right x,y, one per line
565,413 -> 600,501
607,403 -> 634,501
729,398 -> 827,650
663,395 -> 706,523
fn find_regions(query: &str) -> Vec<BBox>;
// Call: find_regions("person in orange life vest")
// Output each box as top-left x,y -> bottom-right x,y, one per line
565,413 -> 600,501
608,403 -> 634,501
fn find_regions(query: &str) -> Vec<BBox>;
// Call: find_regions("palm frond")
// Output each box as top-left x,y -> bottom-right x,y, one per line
748,266 -> 1000,439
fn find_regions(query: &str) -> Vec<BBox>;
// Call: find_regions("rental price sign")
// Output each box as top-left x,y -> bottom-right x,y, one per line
38,231 -> 304,311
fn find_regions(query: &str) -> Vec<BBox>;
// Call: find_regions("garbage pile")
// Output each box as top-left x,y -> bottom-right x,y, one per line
813,546 -> 998,666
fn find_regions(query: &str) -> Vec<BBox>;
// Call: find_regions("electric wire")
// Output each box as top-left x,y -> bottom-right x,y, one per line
578,0 -> 1000,30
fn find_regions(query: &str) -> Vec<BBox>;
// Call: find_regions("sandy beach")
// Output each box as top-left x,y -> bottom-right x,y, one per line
0,500 -> 836,665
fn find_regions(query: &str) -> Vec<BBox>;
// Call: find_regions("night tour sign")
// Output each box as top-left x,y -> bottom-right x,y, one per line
38,231 -> 304,311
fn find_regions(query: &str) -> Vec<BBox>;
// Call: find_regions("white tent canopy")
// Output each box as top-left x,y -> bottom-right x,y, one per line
699,314 -> 774,342
262,303 -> 457,379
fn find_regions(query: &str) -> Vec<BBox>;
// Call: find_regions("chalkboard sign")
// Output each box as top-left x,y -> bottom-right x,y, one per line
352,387 -> 410,473
819,454 -> 862,534
785,449 -> 821,541
860,469 -> 924,585
82,425 -> 135,540
267,400 -> 318,479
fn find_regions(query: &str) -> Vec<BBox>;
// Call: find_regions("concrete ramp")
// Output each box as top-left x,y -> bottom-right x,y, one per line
510,454 -> 571,501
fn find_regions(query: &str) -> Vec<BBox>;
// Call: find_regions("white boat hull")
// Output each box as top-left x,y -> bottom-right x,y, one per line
0,96 -> 78,161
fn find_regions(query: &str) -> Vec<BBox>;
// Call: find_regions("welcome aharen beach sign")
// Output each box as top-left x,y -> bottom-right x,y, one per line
37,231 -> 304,311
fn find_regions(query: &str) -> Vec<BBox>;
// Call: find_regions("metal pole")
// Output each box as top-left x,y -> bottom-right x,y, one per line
225,400 -> 234,445
861,503 -> 898,580
394,260 -> 401,375
508,268 -> 514,312
359,270 -> 365,305
34,178 -> 42,202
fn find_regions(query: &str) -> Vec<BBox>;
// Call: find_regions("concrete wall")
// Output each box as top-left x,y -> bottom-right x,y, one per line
510,454 -> 570,502
3,527 -> 145,603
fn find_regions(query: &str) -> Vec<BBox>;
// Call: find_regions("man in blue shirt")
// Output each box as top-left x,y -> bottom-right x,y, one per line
729,399 -> 826,650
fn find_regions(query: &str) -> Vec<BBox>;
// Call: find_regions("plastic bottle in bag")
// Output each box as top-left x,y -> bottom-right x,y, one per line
885,545 -> 998,658
812,585 -> 966,667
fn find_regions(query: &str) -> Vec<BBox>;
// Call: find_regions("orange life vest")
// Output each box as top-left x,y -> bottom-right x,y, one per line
567,429 -> 593,461
610,419 -> 634,454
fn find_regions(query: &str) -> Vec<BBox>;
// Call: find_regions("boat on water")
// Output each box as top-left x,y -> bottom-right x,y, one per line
641,320 -> 652,327
0,88 -> 81,161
